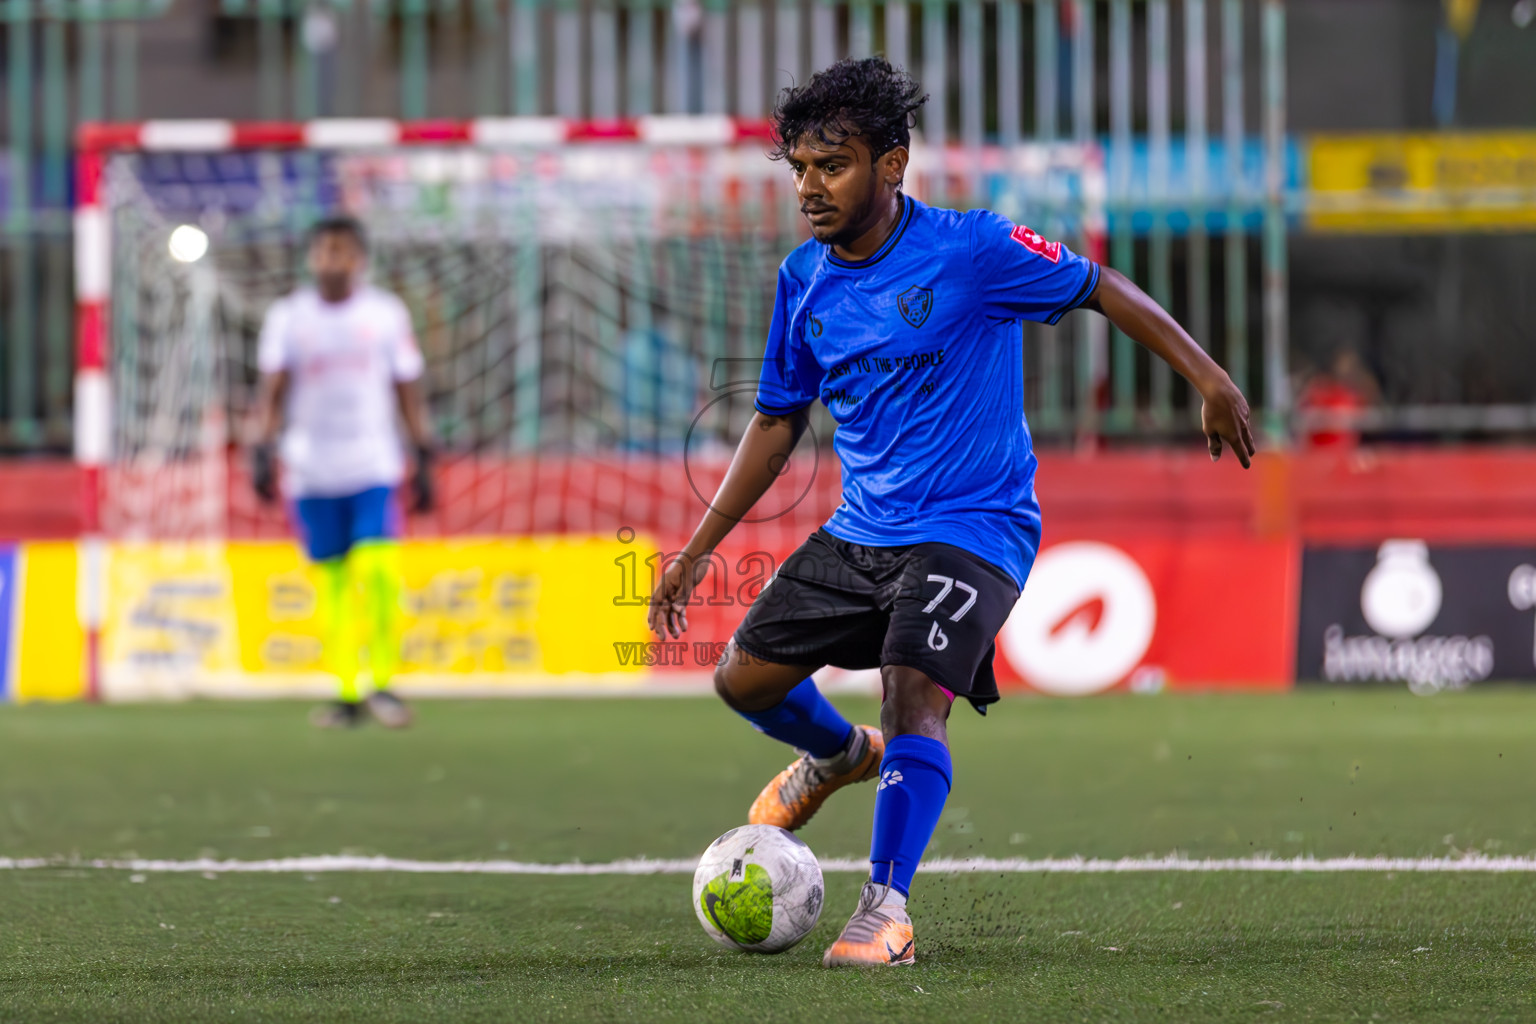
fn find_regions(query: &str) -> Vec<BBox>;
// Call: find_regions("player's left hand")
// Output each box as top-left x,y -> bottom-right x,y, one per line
412,444 -> 436,513
1200,375 -> 1256,469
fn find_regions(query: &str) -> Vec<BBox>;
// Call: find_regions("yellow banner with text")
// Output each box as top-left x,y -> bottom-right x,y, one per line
1308,132 -> 1536,232
100,538 -> 654,699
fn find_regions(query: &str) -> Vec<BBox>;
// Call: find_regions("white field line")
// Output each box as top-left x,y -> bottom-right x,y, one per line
4,854 -> 1536,875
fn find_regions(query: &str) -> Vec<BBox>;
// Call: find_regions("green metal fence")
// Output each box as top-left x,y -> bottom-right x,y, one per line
4,1 -> 166,449
1,0 -> 1288,452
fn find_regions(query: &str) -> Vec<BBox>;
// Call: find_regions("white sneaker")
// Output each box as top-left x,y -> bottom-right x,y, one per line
366,690 -> 414,729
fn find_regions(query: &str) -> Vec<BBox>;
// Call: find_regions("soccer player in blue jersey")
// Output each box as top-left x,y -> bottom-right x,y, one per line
649,58 -> 1255,966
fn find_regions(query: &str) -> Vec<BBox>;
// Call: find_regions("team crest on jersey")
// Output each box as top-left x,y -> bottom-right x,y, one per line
1009,224 -> 1063,264
897,285 -> 934,329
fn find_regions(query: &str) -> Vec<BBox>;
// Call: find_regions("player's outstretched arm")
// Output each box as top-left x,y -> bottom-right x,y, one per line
1084,266 -> 1257,469
648,409 -> 810,639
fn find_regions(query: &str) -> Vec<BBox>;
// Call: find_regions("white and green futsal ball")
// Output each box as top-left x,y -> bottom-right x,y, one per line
692,824 -> 824,953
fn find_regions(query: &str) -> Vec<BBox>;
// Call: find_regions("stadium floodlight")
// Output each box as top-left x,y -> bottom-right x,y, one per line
168,224 -> 210,264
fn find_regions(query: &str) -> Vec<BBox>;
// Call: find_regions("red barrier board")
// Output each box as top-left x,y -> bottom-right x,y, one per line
16,449 -> 1536,544
993,538 -> 1298,694
1,450 -> 1523,697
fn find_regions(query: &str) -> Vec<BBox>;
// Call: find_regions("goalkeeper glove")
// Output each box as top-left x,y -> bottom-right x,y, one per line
412,443 -> 436,513
252,443 -> 278,504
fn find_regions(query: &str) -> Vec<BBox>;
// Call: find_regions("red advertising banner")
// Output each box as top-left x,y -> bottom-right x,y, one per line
992,538 -> 1297,694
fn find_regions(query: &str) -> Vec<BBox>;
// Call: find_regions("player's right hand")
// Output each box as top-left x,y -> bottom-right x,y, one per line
648,554 -> 704,640
252,443 -> 278,504
411,444 -> 436,514
1200,376 -> 1256,470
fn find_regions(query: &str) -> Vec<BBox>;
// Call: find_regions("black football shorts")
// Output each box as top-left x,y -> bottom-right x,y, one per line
732,528 -> 1023,712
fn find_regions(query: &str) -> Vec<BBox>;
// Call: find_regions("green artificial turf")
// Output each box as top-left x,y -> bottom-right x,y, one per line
3,691 -> 1536,1021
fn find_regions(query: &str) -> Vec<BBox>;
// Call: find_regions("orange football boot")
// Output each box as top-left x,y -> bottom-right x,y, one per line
823,881 -> 916,967
747,724 -> 884,831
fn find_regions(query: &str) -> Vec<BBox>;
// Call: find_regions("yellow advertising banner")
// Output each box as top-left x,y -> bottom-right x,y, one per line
100,537 -> 653,699
1443,0 -> 1481,41
13,541 -> 85,701
102,542 -> 242,697
1308,132 -> 1536,232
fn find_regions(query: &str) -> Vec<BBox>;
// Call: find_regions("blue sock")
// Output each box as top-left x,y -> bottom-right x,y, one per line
868,734 -> 953,897
734,678 -> 854,759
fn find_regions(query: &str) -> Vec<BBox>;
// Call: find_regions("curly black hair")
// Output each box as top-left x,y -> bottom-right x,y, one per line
770,57 -> 928,162
308,214 -> 368,253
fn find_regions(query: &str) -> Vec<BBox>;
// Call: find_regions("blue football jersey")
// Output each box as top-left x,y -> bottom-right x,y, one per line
754,195 -> 1100,589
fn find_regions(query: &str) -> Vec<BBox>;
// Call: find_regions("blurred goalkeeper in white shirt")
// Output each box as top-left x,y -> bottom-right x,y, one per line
252,216 -> 434,729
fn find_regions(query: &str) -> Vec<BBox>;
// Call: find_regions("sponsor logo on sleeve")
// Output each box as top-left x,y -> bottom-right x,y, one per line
1009,224 -> 1063,264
